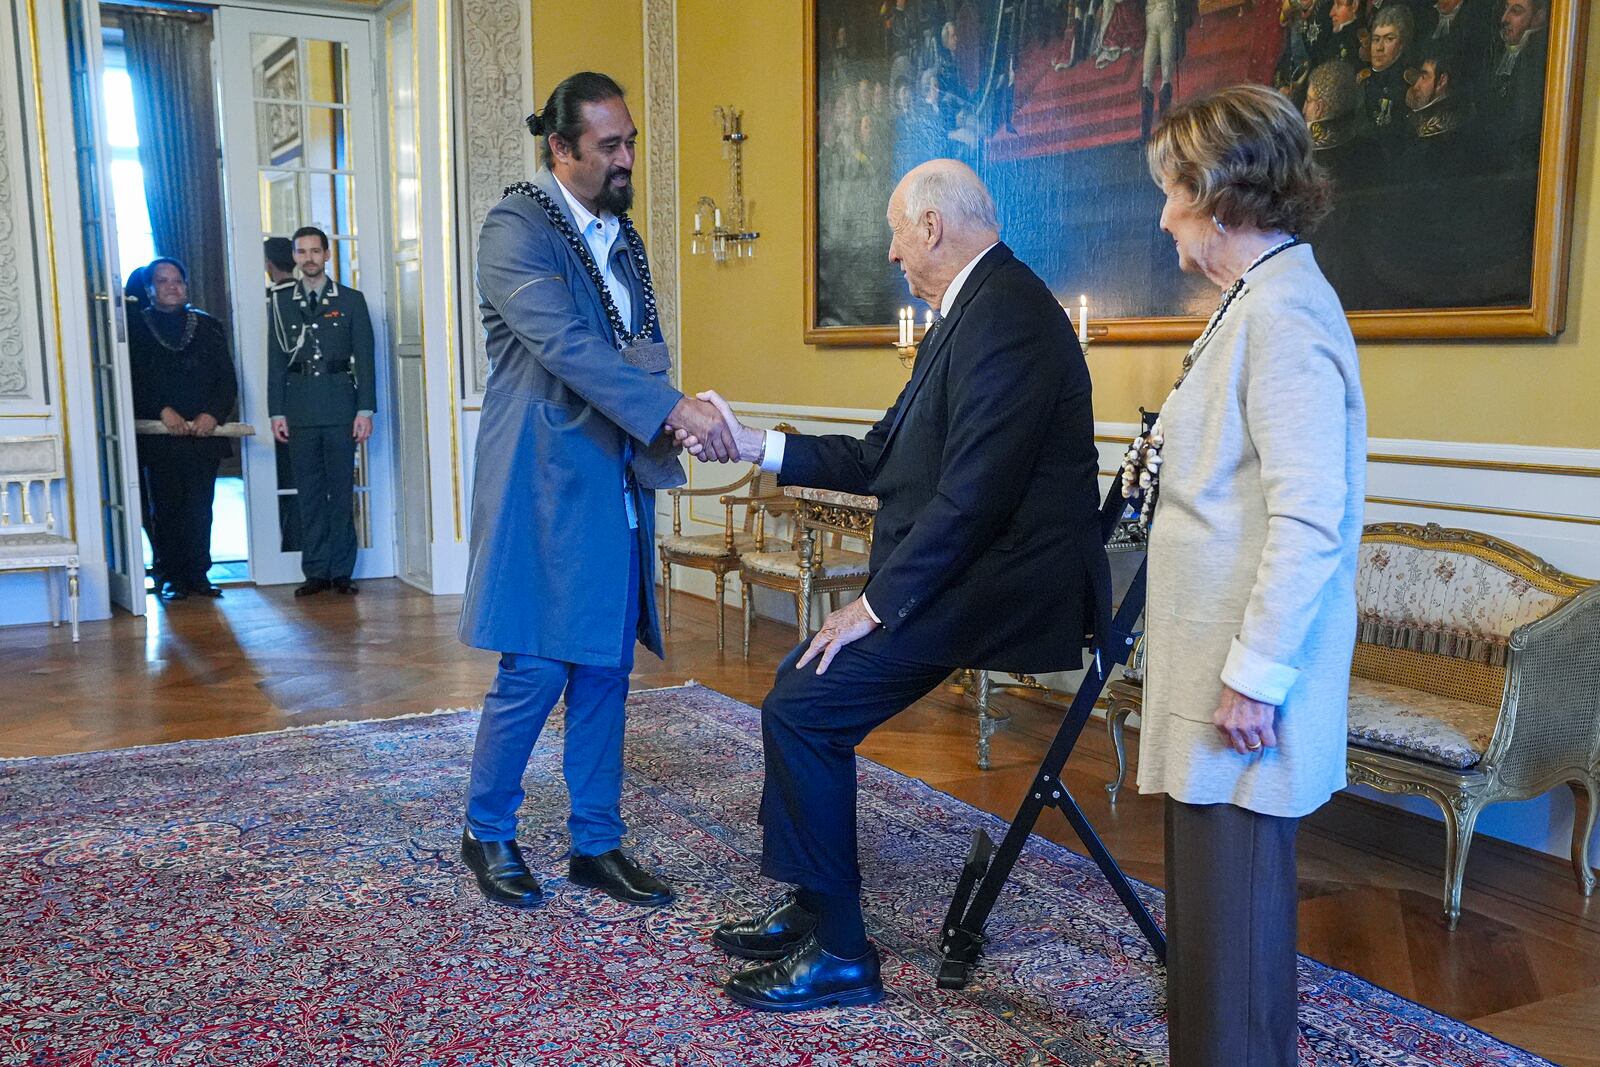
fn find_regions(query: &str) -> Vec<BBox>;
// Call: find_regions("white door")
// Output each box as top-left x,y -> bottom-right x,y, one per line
65,0 -> 145,615
215,9 -> 394,586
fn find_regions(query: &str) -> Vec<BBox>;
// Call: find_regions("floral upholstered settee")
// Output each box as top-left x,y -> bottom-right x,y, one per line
1104,522 -> 1600,929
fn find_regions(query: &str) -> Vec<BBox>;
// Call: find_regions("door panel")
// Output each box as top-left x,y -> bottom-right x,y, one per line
216,9 -> 393,585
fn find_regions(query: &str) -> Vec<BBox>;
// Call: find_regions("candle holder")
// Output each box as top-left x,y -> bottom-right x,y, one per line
689,106 -> 760,263
891,305 -> 934,369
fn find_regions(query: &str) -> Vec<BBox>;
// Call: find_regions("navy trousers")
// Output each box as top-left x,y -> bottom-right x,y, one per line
759,627 -> 953,896
463,538 -> 642,856
287,423 -> 358,581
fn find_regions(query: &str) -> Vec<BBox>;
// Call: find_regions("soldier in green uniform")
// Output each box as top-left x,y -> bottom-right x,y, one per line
268,226 -> 377,597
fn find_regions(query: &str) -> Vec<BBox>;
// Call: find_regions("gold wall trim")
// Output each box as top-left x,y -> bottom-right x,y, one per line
0,411 -> 52,418
438,0 -> 461,541
25,0 -> 75,540
1368,453 -> 1600,479
1366,495 -> 1600,528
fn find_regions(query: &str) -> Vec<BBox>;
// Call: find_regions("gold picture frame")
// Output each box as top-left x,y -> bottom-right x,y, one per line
803,0 -> 1590,344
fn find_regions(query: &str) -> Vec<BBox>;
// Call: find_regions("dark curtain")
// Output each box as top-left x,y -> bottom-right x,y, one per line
121,10 -> 231,327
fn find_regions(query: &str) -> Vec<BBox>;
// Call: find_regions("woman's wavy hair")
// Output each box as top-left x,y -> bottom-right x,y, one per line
1146,84 -> 1333,234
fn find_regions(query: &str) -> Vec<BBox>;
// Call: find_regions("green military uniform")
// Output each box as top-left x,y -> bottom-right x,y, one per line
267,276 -> 376,583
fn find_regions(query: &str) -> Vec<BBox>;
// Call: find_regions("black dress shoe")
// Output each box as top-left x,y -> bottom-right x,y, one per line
568,849 -> 673,906
294,579 -> 331,597
713,892 -> 818,959
725,934 -> 883,1012
460,832 -> 543,908
159,581 -> 188,602
333,578 -> 359,595
186,581 -> 223,598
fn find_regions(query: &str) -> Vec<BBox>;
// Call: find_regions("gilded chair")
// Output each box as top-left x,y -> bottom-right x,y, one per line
0,435 -> 81,642
738,499 -> 871,658
658,426 -> 797,651
1103,522 -> 1600,929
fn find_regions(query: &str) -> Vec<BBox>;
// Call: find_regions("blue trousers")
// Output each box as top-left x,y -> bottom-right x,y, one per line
759,628 -> 952,896
464,539 -> 641,856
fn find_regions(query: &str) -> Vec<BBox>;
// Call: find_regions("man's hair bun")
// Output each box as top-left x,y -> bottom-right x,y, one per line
525,111 -> 545,137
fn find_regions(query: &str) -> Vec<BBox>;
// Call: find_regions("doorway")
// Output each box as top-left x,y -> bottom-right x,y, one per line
71,0 -> 396,603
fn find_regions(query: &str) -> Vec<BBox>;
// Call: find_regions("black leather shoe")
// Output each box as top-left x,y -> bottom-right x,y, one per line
333,578 -> 359,595
713,892 -> 818,959
294,579 -> 331,597
725,934 -> 883,1012
460,832 -> 543,908
159,581 -> 188,602
186,582 -> 223,598
568,849 -> 673,906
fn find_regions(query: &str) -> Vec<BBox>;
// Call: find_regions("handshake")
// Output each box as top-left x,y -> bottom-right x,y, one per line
664,390 -> 765,465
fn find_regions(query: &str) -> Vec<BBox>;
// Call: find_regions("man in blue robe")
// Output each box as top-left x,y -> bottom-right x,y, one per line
457,72 -> 734,909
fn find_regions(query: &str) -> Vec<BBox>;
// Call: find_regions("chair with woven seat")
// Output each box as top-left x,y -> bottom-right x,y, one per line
1,435 -> 80,642
738,501 -> 871,658
659,425 -> 797,651
1104,521 -> 1600,929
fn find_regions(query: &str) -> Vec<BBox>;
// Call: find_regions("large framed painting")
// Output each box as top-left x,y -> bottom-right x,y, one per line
804,0 -> 1588,343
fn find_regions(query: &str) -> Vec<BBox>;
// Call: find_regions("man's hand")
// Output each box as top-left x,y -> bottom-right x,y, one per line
352,414 -> 373,443
272,417 -> 290,443
192,413 -> 219,437
795,597 -> 881,675
673,391 -> 765,463
665,396 -> 736,462
160,406 -> 191,436
1213,684 -> 1279,755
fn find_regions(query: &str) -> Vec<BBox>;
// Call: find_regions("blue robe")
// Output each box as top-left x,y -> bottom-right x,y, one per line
459,168 -> 683,665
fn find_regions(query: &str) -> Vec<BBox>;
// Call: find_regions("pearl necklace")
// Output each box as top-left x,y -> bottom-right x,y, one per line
1120,237 -> 1299,525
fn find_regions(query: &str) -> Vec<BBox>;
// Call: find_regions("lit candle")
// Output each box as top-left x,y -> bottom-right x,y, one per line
923,308 -> 933,338
714,208 -> 722,229
1078,293 -> 1089,344
694,211 -> 702,233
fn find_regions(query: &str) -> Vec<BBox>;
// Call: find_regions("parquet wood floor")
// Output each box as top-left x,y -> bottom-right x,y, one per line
1,580 -> 1594,1064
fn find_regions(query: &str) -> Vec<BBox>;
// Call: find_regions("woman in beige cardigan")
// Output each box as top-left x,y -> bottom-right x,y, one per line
1130,85 -> 1367,1067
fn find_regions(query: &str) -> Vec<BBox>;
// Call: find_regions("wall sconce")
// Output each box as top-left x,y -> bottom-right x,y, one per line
690,105 -> 760,263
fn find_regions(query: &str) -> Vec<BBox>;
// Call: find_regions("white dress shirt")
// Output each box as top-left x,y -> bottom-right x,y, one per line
555,176 -> 640,528
554,175 -> 632,331
757,243 -> 999,623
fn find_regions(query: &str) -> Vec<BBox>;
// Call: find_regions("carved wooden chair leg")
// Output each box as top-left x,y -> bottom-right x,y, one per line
1105,706 -> 1131,803
714,573 -> 727,651
742,580 -> 754,660
1439,793 -> 1484,930
975,670 -> 995,770
1571,777 -> 1598,897
46,568 -> 60,629
661,558 -> 673,633
68,567 -> 80,643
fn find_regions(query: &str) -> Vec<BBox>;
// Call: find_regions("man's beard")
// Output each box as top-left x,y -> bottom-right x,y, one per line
597,170 -> 634,215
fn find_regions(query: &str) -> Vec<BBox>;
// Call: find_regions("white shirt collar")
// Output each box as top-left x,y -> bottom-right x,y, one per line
553,174 -> 615,237
939,243 -> 999,318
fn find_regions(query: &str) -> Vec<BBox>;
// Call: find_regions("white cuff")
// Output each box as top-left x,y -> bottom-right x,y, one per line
270,415 -> 286,425
1219,637 -> 1300,707
760,429 -> 786,472
859,594 -> 880,625
357,410 -> 374,419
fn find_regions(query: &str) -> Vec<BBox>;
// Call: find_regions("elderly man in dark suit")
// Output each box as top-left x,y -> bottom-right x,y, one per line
457,71 -> 734,912
680,158 -> 1110,1011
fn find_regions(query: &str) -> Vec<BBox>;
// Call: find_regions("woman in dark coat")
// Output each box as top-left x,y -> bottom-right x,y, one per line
127,257 -> 238,600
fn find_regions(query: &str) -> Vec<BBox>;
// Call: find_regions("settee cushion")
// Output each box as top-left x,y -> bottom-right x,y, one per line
1345,676 -> 1499,771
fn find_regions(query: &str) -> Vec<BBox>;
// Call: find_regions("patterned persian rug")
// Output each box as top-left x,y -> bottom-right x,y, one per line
0,684 -> 1550,1066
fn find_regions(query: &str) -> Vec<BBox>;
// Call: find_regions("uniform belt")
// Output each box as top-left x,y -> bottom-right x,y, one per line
291,359 -> 352,376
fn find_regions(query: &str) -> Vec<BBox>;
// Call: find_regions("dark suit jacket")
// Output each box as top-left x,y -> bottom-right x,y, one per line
778,243 -> 1110,674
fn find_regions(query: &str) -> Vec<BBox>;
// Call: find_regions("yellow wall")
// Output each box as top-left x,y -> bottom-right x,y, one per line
672,1 -> 1600,449
530,1 -> 649,243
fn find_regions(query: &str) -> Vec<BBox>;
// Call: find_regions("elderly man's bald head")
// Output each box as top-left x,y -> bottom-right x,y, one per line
890,159 -> 999,238
887,159 -> 1001,306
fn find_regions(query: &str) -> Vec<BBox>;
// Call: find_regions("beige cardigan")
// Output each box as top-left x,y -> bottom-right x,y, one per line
1135,244 -> 1367,819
